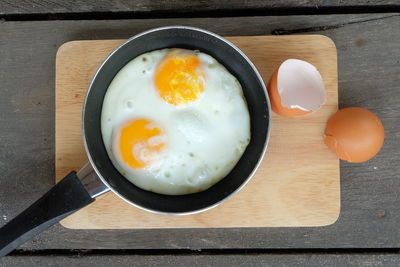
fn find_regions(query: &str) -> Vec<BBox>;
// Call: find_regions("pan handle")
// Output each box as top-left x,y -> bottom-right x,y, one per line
0,163 -> 109,257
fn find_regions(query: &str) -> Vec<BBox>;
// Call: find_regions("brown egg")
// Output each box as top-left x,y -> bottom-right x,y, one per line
324,107 -> 384,163
267,59 -> 326,117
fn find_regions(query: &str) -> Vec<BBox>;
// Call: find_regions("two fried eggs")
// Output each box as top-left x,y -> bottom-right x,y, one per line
101,48 -> 250,195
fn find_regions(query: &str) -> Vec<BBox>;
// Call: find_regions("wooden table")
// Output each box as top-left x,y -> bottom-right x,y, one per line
0,1 -> 399,266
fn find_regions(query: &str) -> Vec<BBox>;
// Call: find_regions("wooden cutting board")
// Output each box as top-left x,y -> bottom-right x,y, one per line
55,35 -> 340,229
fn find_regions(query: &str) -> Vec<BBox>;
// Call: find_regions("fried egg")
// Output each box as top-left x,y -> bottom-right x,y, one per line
101,48 -> 250,195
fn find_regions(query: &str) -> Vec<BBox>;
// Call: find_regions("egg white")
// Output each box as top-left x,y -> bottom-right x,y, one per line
101,49 -> 250,195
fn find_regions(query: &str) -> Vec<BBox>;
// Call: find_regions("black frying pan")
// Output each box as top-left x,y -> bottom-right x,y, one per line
0,26 -> 271,257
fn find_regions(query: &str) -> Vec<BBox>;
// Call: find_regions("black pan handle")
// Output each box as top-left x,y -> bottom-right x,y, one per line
0,163 -> 108,257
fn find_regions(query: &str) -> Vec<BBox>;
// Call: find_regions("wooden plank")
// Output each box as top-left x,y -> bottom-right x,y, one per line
0,0 -> 399,17
55,36 -> 339,229
1,253 -> 400,267
0,14 -> 399,249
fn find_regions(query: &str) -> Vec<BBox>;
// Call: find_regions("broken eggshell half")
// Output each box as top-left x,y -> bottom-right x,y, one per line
324,107 -> 385,163
267,59 -> 327,117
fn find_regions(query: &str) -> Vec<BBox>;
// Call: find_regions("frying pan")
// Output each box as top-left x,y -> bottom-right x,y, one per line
0,26 -> 271,257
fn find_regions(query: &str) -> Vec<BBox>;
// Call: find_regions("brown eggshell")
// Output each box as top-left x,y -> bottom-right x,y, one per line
267,68 -> 311,117
324,107 -> 384,163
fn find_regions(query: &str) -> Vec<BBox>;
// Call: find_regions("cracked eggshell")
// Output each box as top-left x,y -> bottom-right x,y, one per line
324,107 -> 384,163
267,59 -> 326,117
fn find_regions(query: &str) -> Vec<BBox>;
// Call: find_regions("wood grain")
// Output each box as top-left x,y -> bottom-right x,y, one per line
1,0 -> 398,17
2,253 -> 400,267
0,14 -> 399,249
55,35 -> 339,229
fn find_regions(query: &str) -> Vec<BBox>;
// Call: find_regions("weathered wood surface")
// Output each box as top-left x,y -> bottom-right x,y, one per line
0,0 -> 399,18
0,14 -> 399,251
1,253 -> 400,267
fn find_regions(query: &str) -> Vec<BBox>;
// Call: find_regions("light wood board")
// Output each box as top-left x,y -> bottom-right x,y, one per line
55,35 -> 340,229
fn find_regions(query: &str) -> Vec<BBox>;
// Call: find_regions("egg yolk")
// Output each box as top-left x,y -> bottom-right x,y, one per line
155,51 -> 205,106
118,119 -> 165,169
